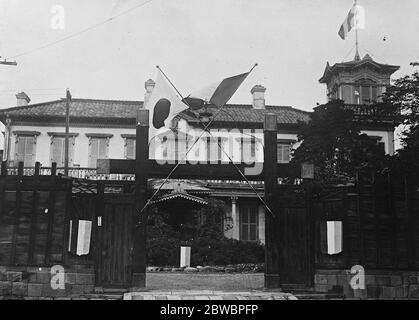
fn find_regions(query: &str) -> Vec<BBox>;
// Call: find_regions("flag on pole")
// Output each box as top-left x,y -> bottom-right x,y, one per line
145,70 -> 189,141
184,72 -> 251,109
338,4 -> 365,40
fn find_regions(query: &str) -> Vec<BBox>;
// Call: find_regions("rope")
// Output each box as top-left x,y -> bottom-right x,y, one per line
140,65 -> 275,217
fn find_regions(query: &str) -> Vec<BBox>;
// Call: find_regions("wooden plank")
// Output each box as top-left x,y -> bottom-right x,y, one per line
28,162 -> 40,264
356,171 -> 365,267
388,172 -> 397,268
97,159 -> 300,180
62,178 -> 72,265
406,174 -> 417,269
44,167 -> 57,265
263,114 -> 280,289
132,110 -> 148,288
10,162 -> 24,265
95,182 -> 105,286
306,183 -> 315,287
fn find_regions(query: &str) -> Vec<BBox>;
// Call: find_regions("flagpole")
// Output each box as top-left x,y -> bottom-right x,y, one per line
354,0 -> 360,60
141,64 -> 275,217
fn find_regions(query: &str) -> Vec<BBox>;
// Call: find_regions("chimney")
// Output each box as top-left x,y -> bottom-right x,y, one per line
16,92 -> 31,107
251,85 -> 266,109
144,79 -> 156,107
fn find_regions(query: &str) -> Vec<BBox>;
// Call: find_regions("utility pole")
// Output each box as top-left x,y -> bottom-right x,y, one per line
64,89 -> 71,176
0,56 -> 17,166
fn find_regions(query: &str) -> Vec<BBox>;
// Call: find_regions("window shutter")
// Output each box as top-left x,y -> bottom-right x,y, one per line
342,86 -> 352,104
277,145 -> 283,163
27,137 -> 36,167
15,136 -> 25,165
89,138 -> 108,168
278,144 -> 291,163
284,145 -> 290,162
99,139 -> 108,159
126,139 -> 135,160
51,137 -> 64,167
89,139 -> 99,168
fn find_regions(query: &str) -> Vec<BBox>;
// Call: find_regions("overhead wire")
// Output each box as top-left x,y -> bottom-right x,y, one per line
5,0 -> 154,60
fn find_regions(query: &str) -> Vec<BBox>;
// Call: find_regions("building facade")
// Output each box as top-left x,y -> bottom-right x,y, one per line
0,56 -> 400,243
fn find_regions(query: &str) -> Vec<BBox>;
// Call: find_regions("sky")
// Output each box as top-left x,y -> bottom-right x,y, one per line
0,0 -> 418,112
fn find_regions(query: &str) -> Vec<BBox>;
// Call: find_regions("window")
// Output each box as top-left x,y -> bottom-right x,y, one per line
241,138 -> 256,163
87,135 -> 112,168
342,85 -> 352,104
49,134 -> 76,167
277,144 -> 291,163
353,79 -> 379,104
207,137 -> 223,162
14,132 -> 40,167
361,85 -> 371,104
125,138 -> 136,160
240,204 -> 258,242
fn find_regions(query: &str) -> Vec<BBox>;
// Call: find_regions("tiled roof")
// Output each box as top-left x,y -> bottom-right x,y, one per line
0,98 -> 311,126
319,55 -> 400,83
180,104 -> 311,127
0,98 -> 143,120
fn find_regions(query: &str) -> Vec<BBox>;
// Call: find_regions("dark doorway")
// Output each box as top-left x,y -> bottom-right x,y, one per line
277,186 -> 313,288
96,194 -> 134,288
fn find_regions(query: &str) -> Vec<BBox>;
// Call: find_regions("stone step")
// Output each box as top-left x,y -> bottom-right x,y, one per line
293,293 -> 344,300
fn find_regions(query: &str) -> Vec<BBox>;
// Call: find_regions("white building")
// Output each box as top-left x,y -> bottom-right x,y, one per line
0,54 -> 400,243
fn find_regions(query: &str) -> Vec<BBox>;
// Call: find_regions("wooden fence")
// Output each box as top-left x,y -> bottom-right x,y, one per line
0,162 -> 72,266
312,169 -> 419,271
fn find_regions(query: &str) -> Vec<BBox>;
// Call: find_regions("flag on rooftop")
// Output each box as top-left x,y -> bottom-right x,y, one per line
183,71 -> 252,109
144,70 -> 189,141
338,3 -> 365,40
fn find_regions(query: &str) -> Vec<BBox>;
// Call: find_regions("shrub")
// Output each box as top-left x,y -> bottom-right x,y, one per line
146,198 -> 265,267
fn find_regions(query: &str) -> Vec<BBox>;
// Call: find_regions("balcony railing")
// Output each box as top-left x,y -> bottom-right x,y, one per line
343,103 -> 400,119
4,166 -> 135,181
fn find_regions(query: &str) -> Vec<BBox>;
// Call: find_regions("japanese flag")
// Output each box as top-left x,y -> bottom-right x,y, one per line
144,70 -> 189,141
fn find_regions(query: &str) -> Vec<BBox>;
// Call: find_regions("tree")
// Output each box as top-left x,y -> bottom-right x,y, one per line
383,65 -> 419,173
292,100 -> 387,183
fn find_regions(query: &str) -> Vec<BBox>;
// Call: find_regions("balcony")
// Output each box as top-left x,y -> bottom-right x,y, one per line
343,103 -> 401,123
3,166 -> 135,181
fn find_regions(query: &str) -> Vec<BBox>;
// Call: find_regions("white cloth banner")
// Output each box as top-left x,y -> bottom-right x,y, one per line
76,220 -> 92,256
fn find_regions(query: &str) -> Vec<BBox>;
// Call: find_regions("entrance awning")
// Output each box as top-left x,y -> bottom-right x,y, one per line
150,192 -> 208,205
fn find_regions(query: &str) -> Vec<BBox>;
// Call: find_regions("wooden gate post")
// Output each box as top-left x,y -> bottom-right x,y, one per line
264,113 -> 280,288
132,109 -> 149,288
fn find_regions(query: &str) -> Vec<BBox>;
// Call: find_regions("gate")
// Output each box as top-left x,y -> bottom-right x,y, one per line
276,186 -> 313,287
96,194 -> 134,288
69,180 -> 136,288
97,110 -> 307,289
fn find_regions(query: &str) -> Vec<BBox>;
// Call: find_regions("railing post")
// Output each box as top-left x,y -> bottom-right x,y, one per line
132,109 -> 149,289
17,162 -> 24,177
34,162 -> 40,176
51,163 -> 57,176
264,113 -> 280,289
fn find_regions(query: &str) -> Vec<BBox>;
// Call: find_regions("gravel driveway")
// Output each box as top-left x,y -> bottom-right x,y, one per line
146,273 -> 264,291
